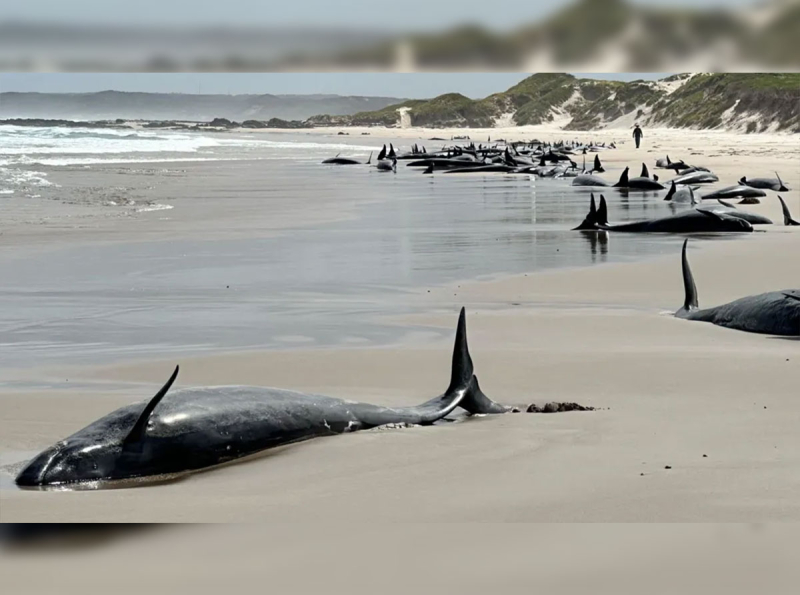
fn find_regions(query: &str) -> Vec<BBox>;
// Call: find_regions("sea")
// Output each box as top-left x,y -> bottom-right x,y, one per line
0,124 -> 740,373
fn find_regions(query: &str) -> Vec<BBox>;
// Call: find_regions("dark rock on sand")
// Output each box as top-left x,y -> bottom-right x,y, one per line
0,118 -> 131,129
526,402 -> 595,413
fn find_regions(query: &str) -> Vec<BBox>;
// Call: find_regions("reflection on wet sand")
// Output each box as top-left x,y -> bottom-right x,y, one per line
580,230 -> 609,261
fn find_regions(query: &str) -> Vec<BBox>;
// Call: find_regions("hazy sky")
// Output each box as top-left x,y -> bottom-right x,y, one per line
0,73 -> 669,99
1,0 -> 757,30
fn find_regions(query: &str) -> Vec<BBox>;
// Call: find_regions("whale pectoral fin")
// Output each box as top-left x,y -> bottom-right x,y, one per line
696,208 -> 724,221
782,292 -> 800,303
717,199 -> 736,209
122,365 -> 180,450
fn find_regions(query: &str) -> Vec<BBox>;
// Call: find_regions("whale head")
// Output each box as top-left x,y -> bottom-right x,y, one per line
15,437 -> 123,487
15,366 -> 180,488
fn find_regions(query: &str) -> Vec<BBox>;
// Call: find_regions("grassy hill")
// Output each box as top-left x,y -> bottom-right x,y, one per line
308,73 -> 800,133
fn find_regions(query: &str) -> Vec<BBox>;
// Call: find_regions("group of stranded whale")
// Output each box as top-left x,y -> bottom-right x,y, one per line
323,139 -> 614,177
12,141 -> 799,490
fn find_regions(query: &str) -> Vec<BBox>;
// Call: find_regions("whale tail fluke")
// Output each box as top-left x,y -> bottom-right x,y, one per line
442,309 -> 509,414
573,193 -> 599,230
677,239 -> 699,316
445,308 -> 474,397
597,195 -> 608,226
778,196 -> 800,226
459,375 -> 510,414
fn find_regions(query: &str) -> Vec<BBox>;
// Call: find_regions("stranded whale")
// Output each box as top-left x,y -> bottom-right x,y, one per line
574,195 -> 754,233
15,309 -> 511,488
322,152 -> 372,165
675,240 -> 800,336
613,167 -> 665,190
739,172 -> 789,192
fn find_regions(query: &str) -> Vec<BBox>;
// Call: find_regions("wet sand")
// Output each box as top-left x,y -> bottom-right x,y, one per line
0,127 -> 798,521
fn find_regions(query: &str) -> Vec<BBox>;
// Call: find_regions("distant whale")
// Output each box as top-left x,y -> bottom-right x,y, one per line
322,152 -> 372,166
675,240 -> 799,336
15,309 -> 512,488
664,180 -> 699,204
613,167 -> 665,190
375,157 -> 397,172
671,170 -> 719,185
739,172 -> 789,192
701,185 -> 766,200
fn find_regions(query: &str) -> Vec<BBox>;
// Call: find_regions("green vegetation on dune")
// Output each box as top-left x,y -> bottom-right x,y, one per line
308,73 -> 800,132
566,80 -> 661,130
648,73 -> 800,132
408,93 -> 497,127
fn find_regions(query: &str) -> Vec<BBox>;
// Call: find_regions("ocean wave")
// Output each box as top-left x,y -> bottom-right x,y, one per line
0,167 -> 57,187
4,156 -> 247,166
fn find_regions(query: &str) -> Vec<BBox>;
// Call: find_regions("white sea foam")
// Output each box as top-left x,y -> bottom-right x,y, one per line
0,167 -> 57,187
136,203 -> 174,213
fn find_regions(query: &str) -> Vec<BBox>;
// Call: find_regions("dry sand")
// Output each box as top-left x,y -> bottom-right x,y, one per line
0,127 -> 798,522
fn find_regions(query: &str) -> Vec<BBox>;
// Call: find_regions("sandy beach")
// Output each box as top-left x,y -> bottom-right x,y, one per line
0,125 -> 798,522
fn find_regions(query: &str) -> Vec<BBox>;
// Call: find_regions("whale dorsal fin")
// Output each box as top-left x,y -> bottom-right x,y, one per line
664,180 -> 676,201
681,240 -> 699,311
640,163 -> 649,178
122,365 -> 180,450
597,195 -> 608,226
776,171 -> 788,191
594,154 -> 602,172
783,292 -> 800,302
614,167 -> 630,188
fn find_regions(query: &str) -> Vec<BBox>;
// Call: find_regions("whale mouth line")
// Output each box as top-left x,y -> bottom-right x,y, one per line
17,471 -> 190,492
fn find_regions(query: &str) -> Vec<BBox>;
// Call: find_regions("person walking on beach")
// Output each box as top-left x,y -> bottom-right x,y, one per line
633,124 -> 644,149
